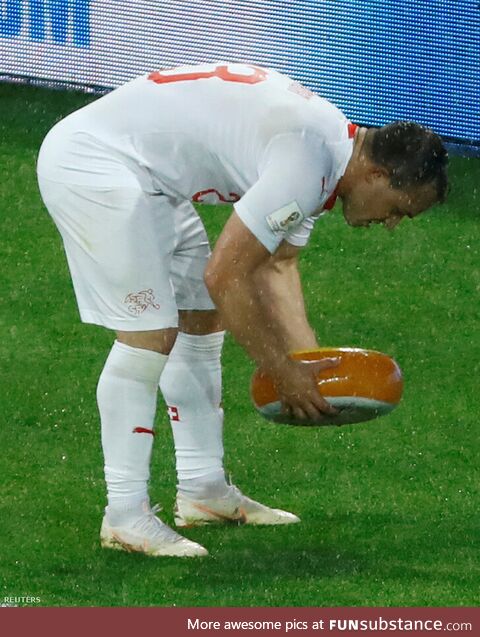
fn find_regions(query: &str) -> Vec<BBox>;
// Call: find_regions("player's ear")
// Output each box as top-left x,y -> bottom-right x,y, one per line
365,166 -> 389,184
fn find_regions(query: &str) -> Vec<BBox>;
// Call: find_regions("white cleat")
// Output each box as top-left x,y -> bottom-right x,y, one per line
100,503 -> 208,557
174,485 -> 300,527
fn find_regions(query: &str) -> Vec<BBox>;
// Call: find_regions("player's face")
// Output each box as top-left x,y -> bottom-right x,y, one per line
341,175 -> 438,230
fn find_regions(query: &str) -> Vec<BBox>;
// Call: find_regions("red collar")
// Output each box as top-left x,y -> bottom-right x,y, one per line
323,187 -> 339,211
322,122 -> 358,211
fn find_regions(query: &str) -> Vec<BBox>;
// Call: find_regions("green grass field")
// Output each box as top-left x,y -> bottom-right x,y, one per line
1,83 -> 479,607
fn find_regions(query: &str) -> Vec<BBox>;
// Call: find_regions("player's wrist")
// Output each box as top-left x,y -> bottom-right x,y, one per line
268,356 -> 302,386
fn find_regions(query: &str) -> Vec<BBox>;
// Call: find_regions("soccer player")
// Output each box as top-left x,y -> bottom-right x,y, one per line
37,63 -> 448,557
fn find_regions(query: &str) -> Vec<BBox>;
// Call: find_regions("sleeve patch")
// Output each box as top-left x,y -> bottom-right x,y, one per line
266,201 -> 305,233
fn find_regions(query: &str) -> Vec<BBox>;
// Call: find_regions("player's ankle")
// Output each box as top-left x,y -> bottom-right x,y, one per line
177,470 -> 229,499
105,494 -> 150,525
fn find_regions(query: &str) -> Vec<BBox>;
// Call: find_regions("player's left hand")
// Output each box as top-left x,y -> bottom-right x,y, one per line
277,357 -> 340,423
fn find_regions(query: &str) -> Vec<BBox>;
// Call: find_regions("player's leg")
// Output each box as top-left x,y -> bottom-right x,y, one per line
98,329 -> 173,523
159,201 -> 299,526
160,308 -> 226,498
158,201 -> 226,498
38,177 -> 206,556
162,308 -> 299,527
98,327 -> 206,557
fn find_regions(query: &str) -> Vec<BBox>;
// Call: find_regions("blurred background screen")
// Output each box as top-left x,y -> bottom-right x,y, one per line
1,0 -> 479,151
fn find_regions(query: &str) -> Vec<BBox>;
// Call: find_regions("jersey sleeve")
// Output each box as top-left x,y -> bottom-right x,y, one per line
234,132 -> 333,253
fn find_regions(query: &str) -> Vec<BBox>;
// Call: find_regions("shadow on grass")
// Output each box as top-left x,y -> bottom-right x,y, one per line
37,510 -> 472,605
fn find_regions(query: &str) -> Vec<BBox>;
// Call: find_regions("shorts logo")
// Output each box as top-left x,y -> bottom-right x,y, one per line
124,289 -> 160,316
266,201 -> 305,233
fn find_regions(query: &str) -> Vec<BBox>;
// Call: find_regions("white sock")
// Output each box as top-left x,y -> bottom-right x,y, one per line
159,331 -> 227,496
97,340 -> 168,516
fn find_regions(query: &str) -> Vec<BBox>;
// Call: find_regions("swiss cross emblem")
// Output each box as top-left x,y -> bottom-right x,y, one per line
167,406 -> 180,422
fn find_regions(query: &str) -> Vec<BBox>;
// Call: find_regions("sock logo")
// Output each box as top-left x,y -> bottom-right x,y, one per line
132,426 -> 155,436
167,406 -> 180,422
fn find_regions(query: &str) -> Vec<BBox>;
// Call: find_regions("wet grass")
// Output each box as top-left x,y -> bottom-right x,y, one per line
0,83 -> 479,607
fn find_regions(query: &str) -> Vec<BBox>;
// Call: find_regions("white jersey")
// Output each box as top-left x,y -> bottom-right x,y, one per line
38,63 -> 356,253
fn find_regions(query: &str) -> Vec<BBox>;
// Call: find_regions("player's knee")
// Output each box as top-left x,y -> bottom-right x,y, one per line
178,310 -> 223,335
116,328 -> 178,355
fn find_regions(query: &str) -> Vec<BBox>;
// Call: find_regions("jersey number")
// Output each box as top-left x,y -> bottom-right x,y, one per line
148,64 -> 267,85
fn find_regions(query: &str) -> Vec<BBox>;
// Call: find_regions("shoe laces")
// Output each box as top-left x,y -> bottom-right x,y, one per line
229,484 -> 243,500
133,503 -> 185,544
226,484 -> 263,512
222,473 -> 240,499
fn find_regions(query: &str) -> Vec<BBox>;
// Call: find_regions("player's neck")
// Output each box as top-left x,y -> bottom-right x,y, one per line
337,126 -> 368,198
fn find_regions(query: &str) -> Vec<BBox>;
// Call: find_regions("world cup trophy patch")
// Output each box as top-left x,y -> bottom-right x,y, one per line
266,201 -> 305,233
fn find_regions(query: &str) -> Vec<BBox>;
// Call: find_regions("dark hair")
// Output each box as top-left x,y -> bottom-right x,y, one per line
366,122 -> 449,202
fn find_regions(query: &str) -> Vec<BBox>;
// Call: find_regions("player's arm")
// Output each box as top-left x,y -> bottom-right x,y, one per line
251,239 -> 318,353
205,211 -> 337,421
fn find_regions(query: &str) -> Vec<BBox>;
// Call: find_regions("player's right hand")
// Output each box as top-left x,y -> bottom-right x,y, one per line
276,358 -> 340,423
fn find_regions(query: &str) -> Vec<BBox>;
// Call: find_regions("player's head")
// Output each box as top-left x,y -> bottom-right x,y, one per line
339,122 -> 448,229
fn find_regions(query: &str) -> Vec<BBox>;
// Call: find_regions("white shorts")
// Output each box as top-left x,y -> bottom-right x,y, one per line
37,177 -> 215,331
